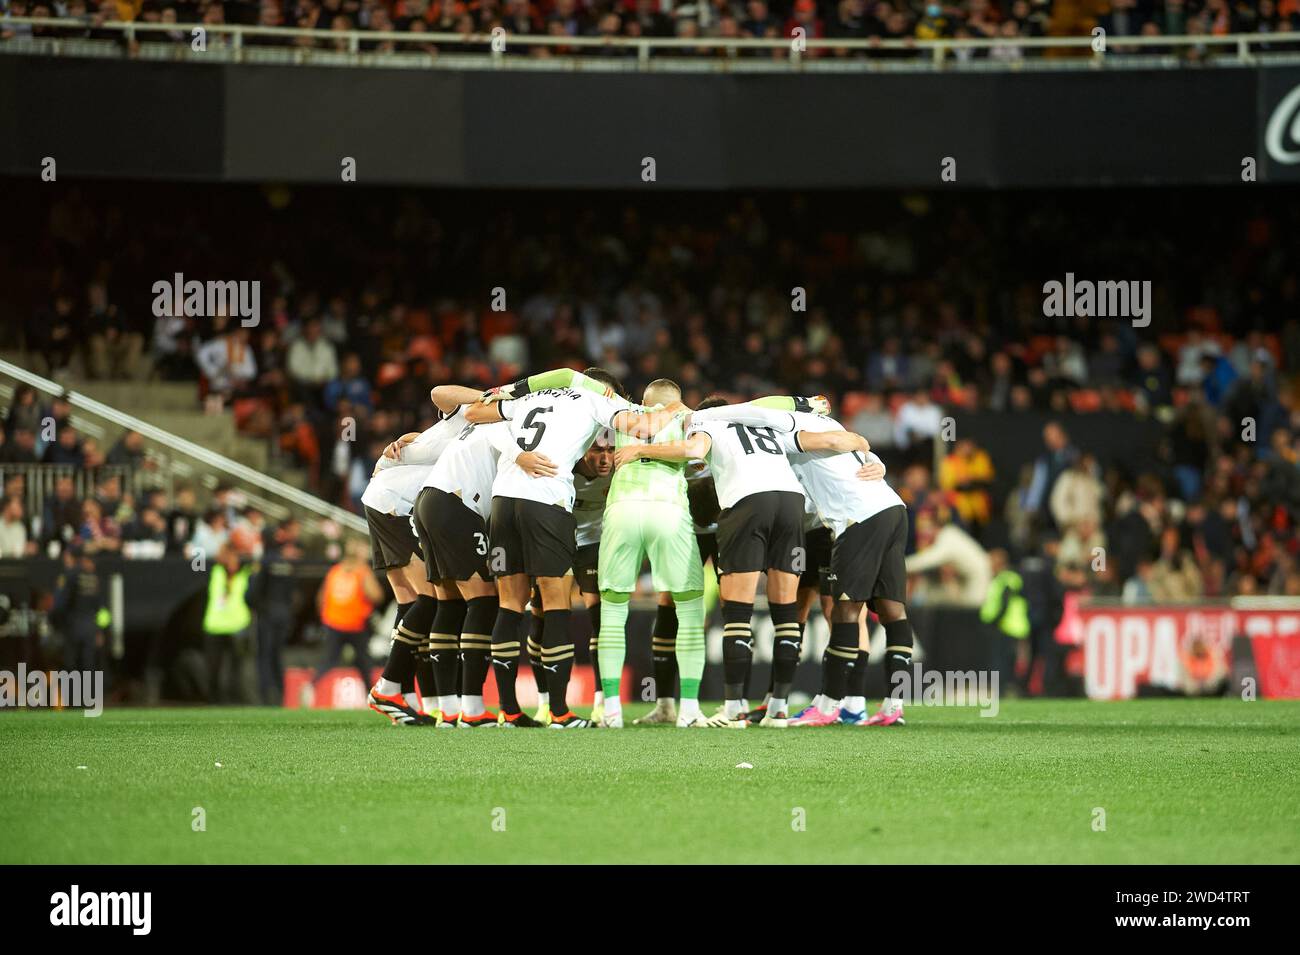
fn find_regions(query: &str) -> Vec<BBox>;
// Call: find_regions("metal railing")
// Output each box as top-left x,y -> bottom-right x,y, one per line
0,359 -> 367,536
3,17 -> 1299,71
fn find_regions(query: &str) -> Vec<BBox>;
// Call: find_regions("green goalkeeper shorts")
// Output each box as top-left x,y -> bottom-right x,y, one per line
597,500 -> 704,594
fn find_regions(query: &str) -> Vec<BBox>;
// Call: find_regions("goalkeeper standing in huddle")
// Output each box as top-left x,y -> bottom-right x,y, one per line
596,379 -> 710,728
598,381 -> 827,728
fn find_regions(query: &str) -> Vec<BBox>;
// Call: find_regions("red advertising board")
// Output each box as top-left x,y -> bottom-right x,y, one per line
1073,605 -> 1300,700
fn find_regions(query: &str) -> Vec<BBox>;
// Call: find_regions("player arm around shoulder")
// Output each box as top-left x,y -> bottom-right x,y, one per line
612,428 -> 710,470
478,367 -> 620,403
794,430 -> 871,454
857,452 -> 887,481
478,413 -> 558,477
429,384 -> 488,415
374,432 -> 422,473
684,399 -> 802,434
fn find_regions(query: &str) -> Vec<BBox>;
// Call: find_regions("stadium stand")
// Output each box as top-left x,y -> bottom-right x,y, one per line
3,0 -> 1298,60
3,185 -> 1297,612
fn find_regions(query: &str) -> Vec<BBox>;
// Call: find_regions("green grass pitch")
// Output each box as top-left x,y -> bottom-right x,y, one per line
2,699 -> 1298,864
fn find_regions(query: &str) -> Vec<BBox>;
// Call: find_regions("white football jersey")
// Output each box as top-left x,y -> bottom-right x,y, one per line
362,408 -> 465,516
373,407 -> 465,471
492,388 -> 632,509
573,468 -> 612,547
782,411 -> 905,538
361,464 -> 433,518
685,414 -> 804,511
423,421 -> 517,520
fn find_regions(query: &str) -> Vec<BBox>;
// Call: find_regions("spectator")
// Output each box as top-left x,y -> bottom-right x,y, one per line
1148,525 -> 1204,602
894,389 -> 944,463
166,485 -> 199,551
286,318 -> 340,399
107,429 -> 149,468
322,353 -> 374,412
906,508 -> 993,607
0,495 -> 35,557
42,425 -> 84,466
78,499 -> 121,555
0,426 -> 40,464
939,438 -> 995,530
4,385 -> 44,441
1024,421 -> 1077,521
189,507 -> 230,562
195,323 -> 258,403
1049,453 -> 1104,530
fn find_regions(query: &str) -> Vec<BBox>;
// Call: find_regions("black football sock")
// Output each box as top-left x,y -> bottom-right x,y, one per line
460,596 -> 498,699
587,602 -> 601,690
413,657 -> 434,701
394,601 -> 418,695
883,618 -> 915,700
491,608 -> 524,714
389,594 -> 435,689
651,603 -> 679,701
824,622 -> 860,700
541,609 -> 575,715
429,599 -> 467,699
721,600 -> 754,702
769,601 -> 801,707
847,648 -> 870,700
527,612 -> 548,703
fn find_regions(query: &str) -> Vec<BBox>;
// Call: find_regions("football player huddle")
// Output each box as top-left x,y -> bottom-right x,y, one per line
358,367 -> 915,730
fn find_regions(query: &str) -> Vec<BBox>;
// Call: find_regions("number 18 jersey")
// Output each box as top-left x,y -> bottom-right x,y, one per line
685,414 -> 804,511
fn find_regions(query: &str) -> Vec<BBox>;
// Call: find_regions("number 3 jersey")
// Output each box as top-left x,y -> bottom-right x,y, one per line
685,411 -> 804,510
493,388 -> 633,510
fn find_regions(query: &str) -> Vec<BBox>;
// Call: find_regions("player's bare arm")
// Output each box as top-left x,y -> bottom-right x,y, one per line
614,432 -> 711,470
464,401 -> 505,425
430,384 -> 488,414
796,430 -> 871,454
381,432 -> 421,461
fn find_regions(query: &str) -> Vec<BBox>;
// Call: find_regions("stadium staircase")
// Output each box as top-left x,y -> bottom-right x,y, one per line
0,354 -> 363,538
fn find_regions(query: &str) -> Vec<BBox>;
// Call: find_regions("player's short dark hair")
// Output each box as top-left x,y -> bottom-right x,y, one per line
583,367 -> 627,399
643,378 -> 681,403
695,394 -> 729,411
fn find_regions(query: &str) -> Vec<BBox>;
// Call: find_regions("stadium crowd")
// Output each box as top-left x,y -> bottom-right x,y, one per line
3,186 -> 1299,622
2,0 -> 1295,57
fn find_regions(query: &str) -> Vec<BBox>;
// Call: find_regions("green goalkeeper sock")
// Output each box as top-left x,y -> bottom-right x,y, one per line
672,591 -> 706,701
597,592 -> 630,701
